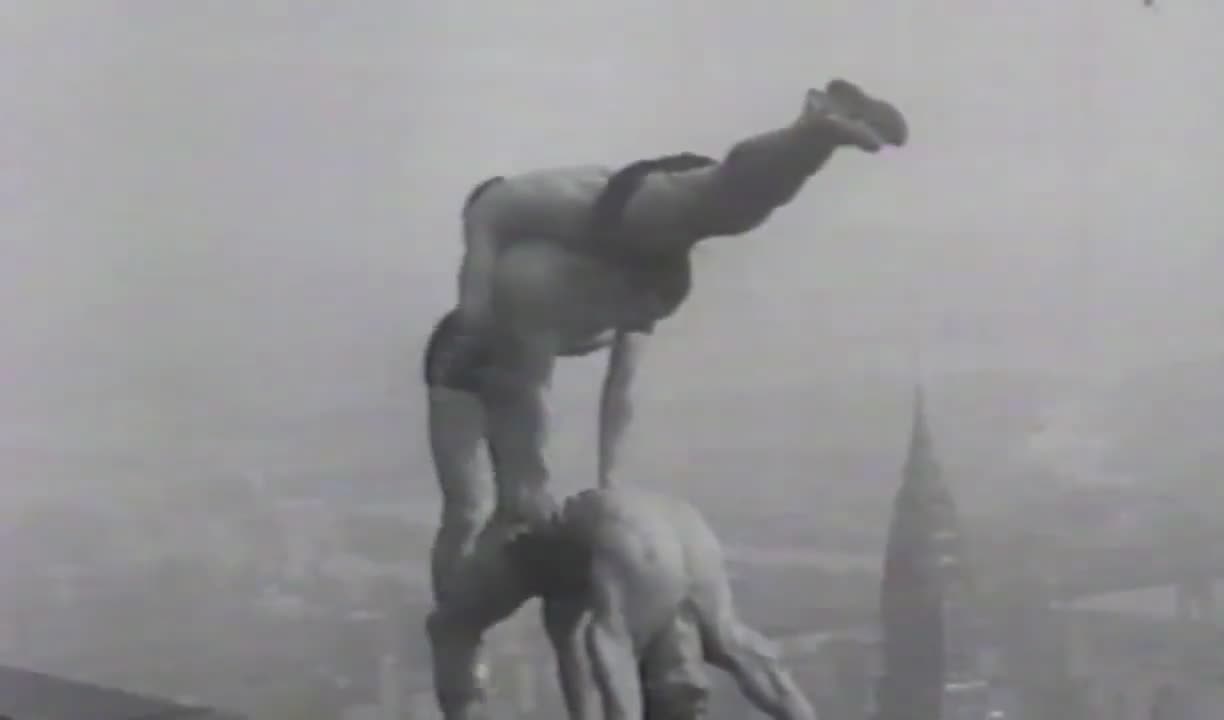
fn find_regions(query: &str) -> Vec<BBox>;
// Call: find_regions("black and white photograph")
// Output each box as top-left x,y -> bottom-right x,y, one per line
3,2 -> 1222,718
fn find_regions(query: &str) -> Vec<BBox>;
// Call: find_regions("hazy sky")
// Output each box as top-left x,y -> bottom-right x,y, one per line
5,2 -> 1224,499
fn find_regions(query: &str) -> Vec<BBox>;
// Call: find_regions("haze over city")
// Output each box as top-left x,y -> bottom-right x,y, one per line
4,2 -> 1224,718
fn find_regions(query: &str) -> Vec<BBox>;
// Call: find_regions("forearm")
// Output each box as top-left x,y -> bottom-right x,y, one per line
597,385 -> 631,489
557,643 -> 597,720
544,601 -> 598,720
598,332 -> 641,488
587,614 -> 643,720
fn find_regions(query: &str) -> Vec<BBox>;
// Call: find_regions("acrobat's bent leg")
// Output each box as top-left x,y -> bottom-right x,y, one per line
481,248 -> 566,527
425,309 -> 538,720
424,309 -> 495,605
479,328 -> 558,526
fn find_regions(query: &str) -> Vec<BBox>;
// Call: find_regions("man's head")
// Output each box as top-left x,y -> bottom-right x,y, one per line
503,518 -> 591,598
644,683 -> 711,720
641,610 -> 712,720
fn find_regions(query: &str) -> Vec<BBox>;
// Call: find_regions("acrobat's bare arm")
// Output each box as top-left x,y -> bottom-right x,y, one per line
597,331 -> 646,488
586,555 -> 645,720
543,596 -> 599,720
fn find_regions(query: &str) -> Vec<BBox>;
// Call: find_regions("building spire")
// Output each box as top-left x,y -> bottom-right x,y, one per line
903,384 -> 940,490
878,384 -> 945,720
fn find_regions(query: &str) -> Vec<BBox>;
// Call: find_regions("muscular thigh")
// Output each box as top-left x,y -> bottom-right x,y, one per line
490,241 -> 644,341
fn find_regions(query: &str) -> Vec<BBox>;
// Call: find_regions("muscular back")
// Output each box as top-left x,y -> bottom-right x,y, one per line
555,486 -> 726,650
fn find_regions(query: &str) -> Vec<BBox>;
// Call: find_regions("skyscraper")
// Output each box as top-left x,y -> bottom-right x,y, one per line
876,387 -> 995,720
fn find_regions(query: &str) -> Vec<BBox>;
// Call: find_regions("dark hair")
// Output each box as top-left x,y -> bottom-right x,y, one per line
504,521 -> 591,597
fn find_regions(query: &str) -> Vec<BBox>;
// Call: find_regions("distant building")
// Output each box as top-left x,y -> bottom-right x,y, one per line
0,664 -> 245,719
875,387 -> 1007,720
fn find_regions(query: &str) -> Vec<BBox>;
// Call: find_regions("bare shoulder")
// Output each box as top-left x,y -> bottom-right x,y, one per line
559,486 -> 709,543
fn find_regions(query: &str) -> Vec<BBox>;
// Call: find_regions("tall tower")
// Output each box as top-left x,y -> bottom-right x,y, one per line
876,387 -> 994,720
